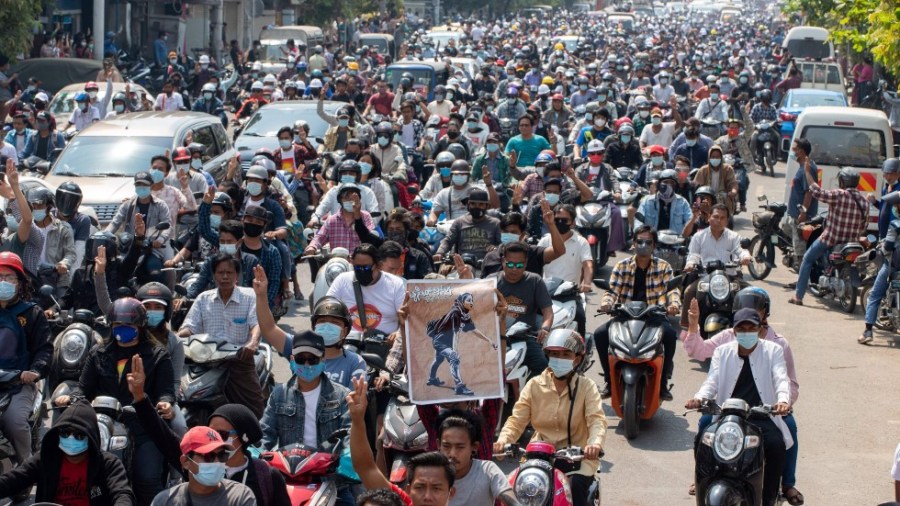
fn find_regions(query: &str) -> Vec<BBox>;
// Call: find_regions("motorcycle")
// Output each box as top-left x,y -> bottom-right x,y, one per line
808,238 -> 865,314
303,246 -> 352,312
494,443 -> 600,506
687,399 -> 781,506
0,369 -> 44,471
699,118 -> 725,140
177,333 -> 275,427
747,195 -> 792,280
576,188 -> 615,271
754,120 -> 780,177
501,321 -> 533,429
91,396 -> 135,471
544,277 -> 594,367
378,373 -> 428,485
656,229 -> 688,274
260,430 -> 350,506
691,260 -> 744,339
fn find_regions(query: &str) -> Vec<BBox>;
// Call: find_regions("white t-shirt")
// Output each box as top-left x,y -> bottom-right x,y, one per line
640,121 -> 677,148
892,444 -> 900,480
0,144 -> 18,165
327,271 -> 406,334
428,100 -> 453,118
450,460 -> 512,506
302,383 -> 321,447
539,232 -> 592,284
155,92 -> 185,112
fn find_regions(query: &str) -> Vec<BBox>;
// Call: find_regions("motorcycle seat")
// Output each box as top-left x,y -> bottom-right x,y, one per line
767,203 -> 787,214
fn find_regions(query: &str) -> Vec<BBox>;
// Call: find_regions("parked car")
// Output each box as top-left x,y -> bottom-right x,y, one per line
43,112 -> 236,224
50,82 -> 154,118
777,88 -> 848,158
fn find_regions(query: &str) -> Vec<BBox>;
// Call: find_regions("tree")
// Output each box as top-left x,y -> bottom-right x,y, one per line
0,0 -> 43,58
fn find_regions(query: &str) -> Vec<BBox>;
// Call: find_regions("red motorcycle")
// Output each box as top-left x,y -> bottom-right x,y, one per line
260,430 -> 350,506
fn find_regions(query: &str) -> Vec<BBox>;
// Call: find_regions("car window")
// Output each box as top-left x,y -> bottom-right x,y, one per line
212,124 -> 230,155
192,126 -> 219,157
52,136 -> 172,176
802,126 -> 884,168
826,66 -> 841,85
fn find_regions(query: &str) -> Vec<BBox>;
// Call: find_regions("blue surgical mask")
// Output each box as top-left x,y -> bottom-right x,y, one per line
279,139 -> 292,150
0,281 -> 15,301
58,435 -> 88,456
315,323 -> 344,346
291,360 -> 326,382
501,232 -> 520,244
651,117 -> 662,125
735,331 -> 759,349
191,159 -> 203,170
150,168 -> 165,183
32,210 -> 47,222
597,94 -> 607,102
247,182 -> 263,196
548,357 -> 574,377
545,193 -> 560,206
359,162 -> 372,175
209,214 -> 222,229
486,143 -> 499,153
579,84 -> 588,91
135,186 -> 152,199
147,310 -> 166,327
219,243 -> 238,255
113,325 -> 138,344
686,139 -> 697,147
377,137 -> 390,147
342,201 -> 355,213
440,167 -> 452,178
190,460 -> 227,487
620,134 -> 632,144
338,118 -> 350,127
340,175 -> 356,184
451,174 -> 468,186
709,157 -> 722,167
651,156 -> 664,166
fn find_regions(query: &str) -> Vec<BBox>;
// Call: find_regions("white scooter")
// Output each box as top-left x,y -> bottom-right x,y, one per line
302,246 -> 352,312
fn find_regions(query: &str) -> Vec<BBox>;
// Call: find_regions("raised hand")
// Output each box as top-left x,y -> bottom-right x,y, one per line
134,213 -> 146,237
688,298 -> 700,329
126,354 -> 146,401
95,245 -> 107,275
252,264 -> 268,298
346,377 -> 369,420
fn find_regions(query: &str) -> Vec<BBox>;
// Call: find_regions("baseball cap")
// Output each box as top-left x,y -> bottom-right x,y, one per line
35,92 -> 50,103
650,108 -> 663,117
243,205 -> 270,223
733,308 -> 761,327
648,145 -> 666,156
486,132 -> 501,143
587,139 -> 605,153
180,426 -> 231,455
292,330 -> 325,358
134,172 -> 153,186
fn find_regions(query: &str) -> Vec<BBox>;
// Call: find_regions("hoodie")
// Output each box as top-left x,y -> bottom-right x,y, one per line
0,400 -> 134,505
691,145 -> 738,215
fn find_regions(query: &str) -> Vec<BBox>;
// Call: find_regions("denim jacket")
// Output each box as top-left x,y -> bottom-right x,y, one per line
636,193 -> 693,234
42,219 -> 77,286
261,375 -> 351,450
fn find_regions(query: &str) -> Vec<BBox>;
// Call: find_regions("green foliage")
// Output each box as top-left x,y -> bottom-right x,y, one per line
0,0 -> 43,57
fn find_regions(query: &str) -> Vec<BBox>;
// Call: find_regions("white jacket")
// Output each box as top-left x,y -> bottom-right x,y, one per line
695,340 -> 794,449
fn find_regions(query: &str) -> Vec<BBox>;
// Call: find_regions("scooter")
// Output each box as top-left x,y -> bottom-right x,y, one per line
0,369 -> 44,470
502,321 -> 533,429
260,429 -> 350,506
494,442 -> 600,506
379,374 -> 428,485
747,195 -> 792,280
544,277 -> 594,370
92,396 -> 135,471
688,399 -> 780,506
303,246 -> 352,312
690,260 -> 744,339
177,333 -> 274,427
754,120 -> 780,177
576,188 -> 615,271
656,230 -> 688,274
808,238 -> 865,314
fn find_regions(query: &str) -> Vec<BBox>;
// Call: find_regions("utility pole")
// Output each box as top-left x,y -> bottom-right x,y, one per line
93,0 -> 104,61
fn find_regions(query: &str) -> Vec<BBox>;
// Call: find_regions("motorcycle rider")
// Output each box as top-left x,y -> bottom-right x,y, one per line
0,399 -> 135,505
749,88 -> 779,159
472,132 -> 512,187
861,190 -> 900,344
604,123 -> 643,169
372,121 -> 411,182
54,181 -> 91,269
494,329 -> 607,506
640,105 -> 682,149
5,113 -> 35,158
57,297 -> 175,505
682,185 -> 717,238
542,93 -> 573,137
789,167 -> 868,306
192,82 -> 226,127
427,160 -> 499,224
575,107 -> 614,158
869,158 -> 900,238
306,184 -> 376,258
714,105 -> 756,210
636,169 -> 693,234
692,145 -> 739,217
106,171 -> 172,250
595,225 -> 681,399
685,308 -> 793,506
420,151 -> 456,201
694,83 -> 729,123
65,92 -> 101,132
539,204 -> 593,336
435,188 -> 501,262
23,111 -> 66,162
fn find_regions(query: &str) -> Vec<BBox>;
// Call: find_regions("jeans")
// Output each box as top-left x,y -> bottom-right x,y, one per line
796,238 -> 829,299
575,296 -> 586,338
127,420 -> 167,506
865,260 -> 891,325
594,319 -> 677,388
523,336 -> 548,379
0,383 -> 36,464
782,215 -> 807,266
700,413 -> 798,488
736,168 -> 749,206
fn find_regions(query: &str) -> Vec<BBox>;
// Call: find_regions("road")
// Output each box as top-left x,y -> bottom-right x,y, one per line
270,161 -> 900,505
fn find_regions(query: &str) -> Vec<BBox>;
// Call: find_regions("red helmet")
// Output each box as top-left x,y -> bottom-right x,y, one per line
0,252 -> 26,279
85,81 -> 99,91
173,146 -> 191,162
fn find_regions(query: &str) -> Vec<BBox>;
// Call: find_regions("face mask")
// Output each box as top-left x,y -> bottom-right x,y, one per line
486,143 -> 499,153
359,162 -> 372,175
113,325 -> 138,344
710,95 -> 719,103
735,331 -> 759,349
466,121 -> 478,130
59,435 -> 89,456
387,230 -> 408,244
469,207 -> 485,219
739,77 -> 748,84
658,182 -> 675,202
279,139 -> 292,150
219,243 -> 238,255
247,182 -> 264,196
338,118 -> 349,127
435,94 -> 445,101
440,167 -> 452,178
170,58 -> 177,65
394,133 -> 401,143
200,64 -> 209,70
114,104 -> 125,114
79,103 -> 89,112
355,268 -> 374,286
377,136 -> 390,147
709,157 -> 722,167
686,139 -> 697,147
191,461 -> 227,487
37,121 -> 49,131
150,168 -> 165,183
191,159 -> 203,170
620,134 -> 632,144
447,131 -> 460,139
315,322 -> 344,346
597,94 -> 607,102
651,155 -> 664,166
32,209 -> 47,222
0,281 -> 15,301
660,78 -> 668,85
177,164 -> 189,174
243,222 -> 264,238
135,186 -> 152,199
88,91 -> 98,100
594,119 -> 606,129
639,110 -> 650,118
451,174 -> 468,186
500,232 -> 520,244
545,193 -> 560,206
446,92 -> 455,101
548,357 -> 574,377
554,218 -> 571,234
579,84 -> 588,91
635,239 -> 654,256
147,310 -> 166,327
342,201 -> 355,213
340,175 -> 356,184
291,360 -> 326,382
588,154 -> 603,165
788,151 -> 797,160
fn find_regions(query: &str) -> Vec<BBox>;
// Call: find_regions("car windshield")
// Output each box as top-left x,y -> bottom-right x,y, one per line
803,126 -> 885,168
386,67 -> 434,94
786,93 -> 846,108
260,42 -> 289,63
242,104 -> 340,138
52,136 -> 172,176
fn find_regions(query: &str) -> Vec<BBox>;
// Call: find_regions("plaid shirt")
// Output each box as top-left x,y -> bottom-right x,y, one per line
602,255 -> 681,309
181,286 -> 258,345
308,211 -> 374,251
750,103 -> 778,123
810,184 -> 869,246
520,172 -> 546,202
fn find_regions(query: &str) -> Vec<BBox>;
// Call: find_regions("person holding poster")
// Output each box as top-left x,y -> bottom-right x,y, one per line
425,292 -> 499,396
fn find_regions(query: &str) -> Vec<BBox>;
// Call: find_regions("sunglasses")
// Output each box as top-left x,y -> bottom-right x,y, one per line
191,450 -> 231,464
217,429 -> 238,442
354,265 -> 373,272
294,356 -> 321,365
504,261 -> 526,269
59,429 -> 87,440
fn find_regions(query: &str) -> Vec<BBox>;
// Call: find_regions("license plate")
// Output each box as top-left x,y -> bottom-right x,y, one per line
891,281 -> 900,289
770,235 -> 779,244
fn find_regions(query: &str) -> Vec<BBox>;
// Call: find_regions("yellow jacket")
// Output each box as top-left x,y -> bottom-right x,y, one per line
497,369 -> 608,476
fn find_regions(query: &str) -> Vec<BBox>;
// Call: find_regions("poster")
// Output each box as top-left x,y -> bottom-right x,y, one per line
405,278 -> 504,405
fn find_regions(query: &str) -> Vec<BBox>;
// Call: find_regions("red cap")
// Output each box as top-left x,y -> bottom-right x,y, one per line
180,426 -> 230,455
173,146 -> 191,162
648,145 -> 666,155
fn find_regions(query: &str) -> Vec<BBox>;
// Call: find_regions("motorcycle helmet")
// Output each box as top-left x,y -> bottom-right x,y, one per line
254,147 -> 275,162
374,122 -> 393,137
543,328 -> 585,355
757,89 -> 772,103
450,159 -> 470,174
883,158 -> 900,174
733,286 -> 771,317
435,151 -> 456,168
245,165 -> 269,182
74,92 -> 89,103
87,231 -> 118,262
172,146 -> 191,164
55,181 -> 83,217
312,295 -> 352,327
838,167 -> 860,189
210,192 -> 233,214
136,282 -> 173,321
535,152 -> 554,166
250,155 -> 276,174
447,143 -> 468,161
201,82 -> 217,94
337,159 -> 362,177
0,252 -> 25,279
251,81 -> 264,92
337,183 -> 362,201
26,186 -> 55,209
187,143 -> 207,156
658,169 -> 678,185
695,185 -> 716,201
111,92 -> 127,104
110,297 -> 148,327
84,81 -> 99,92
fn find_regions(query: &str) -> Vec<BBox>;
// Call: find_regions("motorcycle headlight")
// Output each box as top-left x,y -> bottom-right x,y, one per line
186,340 -> 216,362
60,329 -> 88,367
713,421 -> 744,461
98,422 -> 111,451
709,274 -> 730,302
514,468 -> 550,506
325,264 -> 348,285
109,435 -> 128,451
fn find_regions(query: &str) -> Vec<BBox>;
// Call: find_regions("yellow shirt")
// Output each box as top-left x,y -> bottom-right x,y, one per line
497,369 -> 608,476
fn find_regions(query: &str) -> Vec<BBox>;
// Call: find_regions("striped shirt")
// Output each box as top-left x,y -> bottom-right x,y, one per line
602,255 -> 681,309
181,286 -> 258,345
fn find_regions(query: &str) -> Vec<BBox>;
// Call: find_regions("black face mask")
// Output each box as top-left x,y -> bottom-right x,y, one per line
447,130 -> 460,139
355,268 -> 374,286
469,207 -> 485,219
555,218 -> 571,234
387,231 -> 407,245
243,223 -> 264,238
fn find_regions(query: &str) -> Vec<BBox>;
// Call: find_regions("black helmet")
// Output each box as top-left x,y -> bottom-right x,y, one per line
211,192 -> 233,213
112,92 -> 127,103
136,281 -> 173,320
838,167 -> 860,189
337,183 -> 362,201
450,159 -> 470,174
374,122 -> 393,136
695,185 -> 716,200
401,72 -> 414,81
26,187 -> 55,208
732,286 -> 771,317
87,231 -> 117,262
758,89 -> 772,102
55,181 -> 83,217
883,158 -> 900,174
312,296 -> 351,327
110,297 -> 148,327
447,143 -> 467,161
658,169 -> 678,184
435,151 -> 456,168
337,159 -> 361,175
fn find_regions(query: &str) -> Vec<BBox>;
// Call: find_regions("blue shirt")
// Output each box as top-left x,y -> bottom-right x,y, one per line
787,161 -> 818,219
877,180 -> 900,238
636,194 -> 693,233
154,38 -> 168,66
280,332 -> 367,389
505,134 -> 551,168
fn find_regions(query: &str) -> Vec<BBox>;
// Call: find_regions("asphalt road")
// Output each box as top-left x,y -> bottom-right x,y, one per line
269,161 -> 900,505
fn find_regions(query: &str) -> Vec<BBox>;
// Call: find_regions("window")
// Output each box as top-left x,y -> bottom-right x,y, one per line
212,124 -> 230,155
192,126 -> 219,158
802,126 -> 885,168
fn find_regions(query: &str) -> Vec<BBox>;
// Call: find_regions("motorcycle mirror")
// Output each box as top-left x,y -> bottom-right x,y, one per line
593,278 -> 610,291
51,148 -> 63,159
634,212 -> 645,223
327,428 -> 349,443
156,222 -> 171,231
361,353 -> 388,372
39,285 -> 55,298
173,284 -> 188,296
667,275 -> 683,291
757,194 -> 767,201
740,238 -> 751,249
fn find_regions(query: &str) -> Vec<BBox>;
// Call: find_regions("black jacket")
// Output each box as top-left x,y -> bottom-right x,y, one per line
0,400 -> 135,505
72,338 -> 175,405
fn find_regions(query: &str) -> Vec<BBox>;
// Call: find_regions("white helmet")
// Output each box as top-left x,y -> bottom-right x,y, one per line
199,54 -> 210,64
587,139 -> 605,153
263,73 -> 277,85
251,81 -> 264,91
538,84 -> 551,95
201,82 -> 217,93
